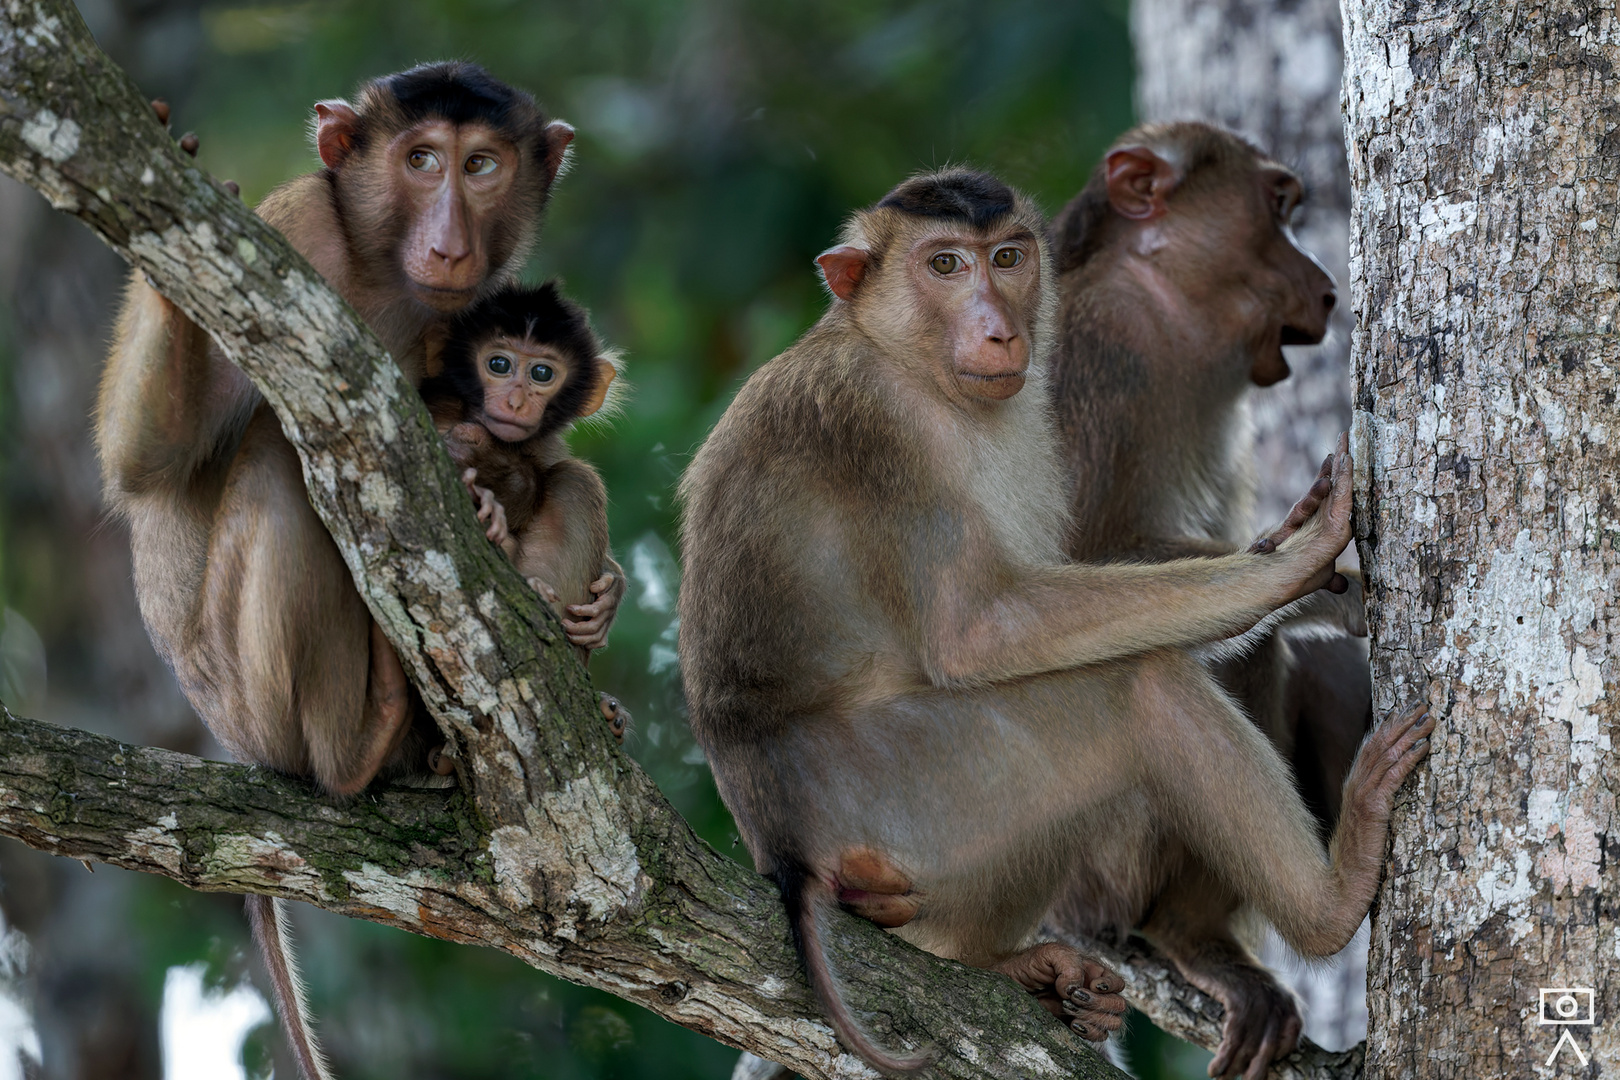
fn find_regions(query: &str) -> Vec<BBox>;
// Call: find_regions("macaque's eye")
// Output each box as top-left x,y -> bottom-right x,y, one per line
487,355 -> 513,376
408,149 -> 442,172
992,247 -> 1023,269
529,363 -> 555,385
929,252 -> 962,275
465,154 -> 499,176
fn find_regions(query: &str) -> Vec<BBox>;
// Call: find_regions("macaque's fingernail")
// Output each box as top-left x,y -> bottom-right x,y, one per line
1070,987 -> 1093,1003
150,99 -> 170,126
224,179 -> 240,197
180,132 -> 199,156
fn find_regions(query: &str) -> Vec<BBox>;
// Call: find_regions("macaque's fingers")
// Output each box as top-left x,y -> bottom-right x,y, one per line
597,693 -> 630,744
563,622 -> 610,649
461,467 -> 481,498
1249,454 -> 1333,553
1343,702 -> 1433,823
589,572 -> 618,596
526,577 -> 562,605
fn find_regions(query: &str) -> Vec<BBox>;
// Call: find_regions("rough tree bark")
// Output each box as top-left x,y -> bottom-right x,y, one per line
1345,3 -> 1619,1078
0,2 -> 1132,1076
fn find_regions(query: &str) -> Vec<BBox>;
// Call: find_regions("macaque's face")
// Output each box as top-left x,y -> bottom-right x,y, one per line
473,334 -> 573,442
390,120 -> 525,308
905,225 -> 1041,403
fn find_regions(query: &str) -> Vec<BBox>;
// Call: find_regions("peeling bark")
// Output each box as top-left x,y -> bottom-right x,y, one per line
1344,3 -> 1620,1077
0,2 -> 1143,1076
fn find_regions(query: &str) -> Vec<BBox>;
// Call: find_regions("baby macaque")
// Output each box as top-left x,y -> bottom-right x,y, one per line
421,283 -> 630,738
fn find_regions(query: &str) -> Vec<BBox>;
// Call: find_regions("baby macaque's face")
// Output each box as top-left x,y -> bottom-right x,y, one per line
474,334 -> 573,442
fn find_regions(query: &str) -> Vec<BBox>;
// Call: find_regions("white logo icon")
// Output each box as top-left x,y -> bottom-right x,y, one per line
1539,988 -> 1595,1066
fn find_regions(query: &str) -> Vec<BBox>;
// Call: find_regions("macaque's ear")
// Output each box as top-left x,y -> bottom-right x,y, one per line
577,360 -> 616,418
540,120 -> 576,184
816,246 -> 870,301
1104,146 -> 1180,221
314,101 -> 361,169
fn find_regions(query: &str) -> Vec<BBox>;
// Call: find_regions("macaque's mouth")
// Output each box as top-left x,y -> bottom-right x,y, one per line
483,417 -> 537,443
957,370 -> 1027,400
1280,323 -> 1326,347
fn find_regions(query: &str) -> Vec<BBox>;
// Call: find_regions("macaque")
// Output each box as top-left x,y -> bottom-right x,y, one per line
95,66 -> 608,1080
420,281 -> 631,740
1044,121 -> 1372,1078
677,168 -> 1432,1073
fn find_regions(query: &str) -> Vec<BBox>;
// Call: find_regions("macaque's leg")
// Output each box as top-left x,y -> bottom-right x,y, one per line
1129,652 -> 1431,957
514,460 -> 619,650
1142,867 -> 1301,1080
201,409 -> 413,796
97,278 -> 257,496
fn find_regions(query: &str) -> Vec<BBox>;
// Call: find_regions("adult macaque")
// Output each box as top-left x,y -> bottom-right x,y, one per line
1044,122 -> 1372,1078
421,281 -> 631,739
677,169 -> 1431,1073
96,66 -> 596,1080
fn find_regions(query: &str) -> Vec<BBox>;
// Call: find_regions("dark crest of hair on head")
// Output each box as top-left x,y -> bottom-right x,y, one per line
1048,121 -> 1270,274
349,61 -> 551,170
877,168 -> 1017,230
431,282 -> 604,442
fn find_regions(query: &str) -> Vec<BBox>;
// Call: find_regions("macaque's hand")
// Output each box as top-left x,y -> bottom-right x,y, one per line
462,468 -> 516,557
563,569 -> 626,651
1259,433 -> 1352,598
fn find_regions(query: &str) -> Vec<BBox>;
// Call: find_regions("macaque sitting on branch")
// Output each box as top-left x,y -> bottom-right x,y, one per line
678,167 -> 1431,1073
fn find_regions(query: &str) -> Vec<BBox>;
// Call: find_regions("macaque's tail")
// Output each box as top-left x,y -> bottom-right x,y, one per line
782,869 -> 934,1075
245,894 -> 334,1080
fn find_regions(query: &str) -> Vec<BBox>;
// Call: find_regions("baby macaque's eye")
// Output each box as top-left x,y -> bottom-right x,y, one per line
992,247 -> 1023,269
465,154 -> 498,175
487,355 -> 513,376
929,252 -> 961,275
408,149 -> 441,172
529,363 -> 555,385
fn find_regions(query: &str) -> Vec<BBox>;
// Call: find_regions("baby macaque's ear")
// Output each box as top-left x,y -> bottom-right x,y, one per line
578,359 -> 617,418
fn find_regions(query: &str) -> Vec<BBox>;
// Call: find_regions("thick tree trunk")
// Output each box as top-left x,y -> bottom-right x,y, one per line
1344,4 -> 1619,1077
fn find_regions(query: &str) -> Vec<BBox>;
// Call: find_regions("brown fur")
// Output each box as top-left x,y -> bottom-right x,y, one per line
677,168 -> 1429,1074
95,68 -> 574,1080
1044,122 -> 1374,1079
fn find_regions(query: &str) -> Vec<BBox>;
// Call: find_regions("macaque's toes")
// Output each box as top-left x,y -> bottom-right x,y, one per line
526,577 -> 561,604
224,179 -> 240,197
597,693 -> 630,744
993,942 -> 1127,1036
150,98 -> 170,126
180,132 -> 199,156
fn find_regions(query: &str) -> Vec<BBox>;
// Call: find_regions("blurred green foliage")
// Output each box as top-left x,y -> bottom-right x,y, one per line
25,1 -> 1206,1077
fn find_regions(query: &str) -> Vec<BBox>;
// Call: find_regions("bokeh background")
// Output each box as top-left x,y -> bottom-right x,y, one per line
0,1 -> 1235,1077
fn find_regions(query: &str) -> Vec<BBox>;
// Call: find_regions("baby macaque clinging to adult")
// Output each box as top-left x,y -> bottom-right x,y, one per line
1045,122 -> 1374,1079
678,167 -> 1431,1074
97,65 -> 590,1080
420,283 -> 631,738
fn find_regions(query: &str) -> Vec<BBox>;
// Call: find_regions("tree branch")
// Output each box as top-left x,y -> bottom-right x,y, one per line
0,2 -> 1137,1076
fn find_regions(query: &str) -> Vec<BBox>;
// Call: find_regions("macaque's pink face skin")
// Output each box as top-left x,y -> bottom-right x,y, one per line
473,335 -> 572,442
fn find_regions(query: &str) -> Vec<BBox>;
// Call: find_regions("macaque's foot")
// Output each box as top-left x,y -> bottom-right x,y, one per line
990,942 -> 1127,1042
833,846 -> 919,928
1205,968 -> 1302,1080
562,571 -> 622,650
597,693 -> 630,744
1342,701 -> 1433,829
461,468 -> 513,552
